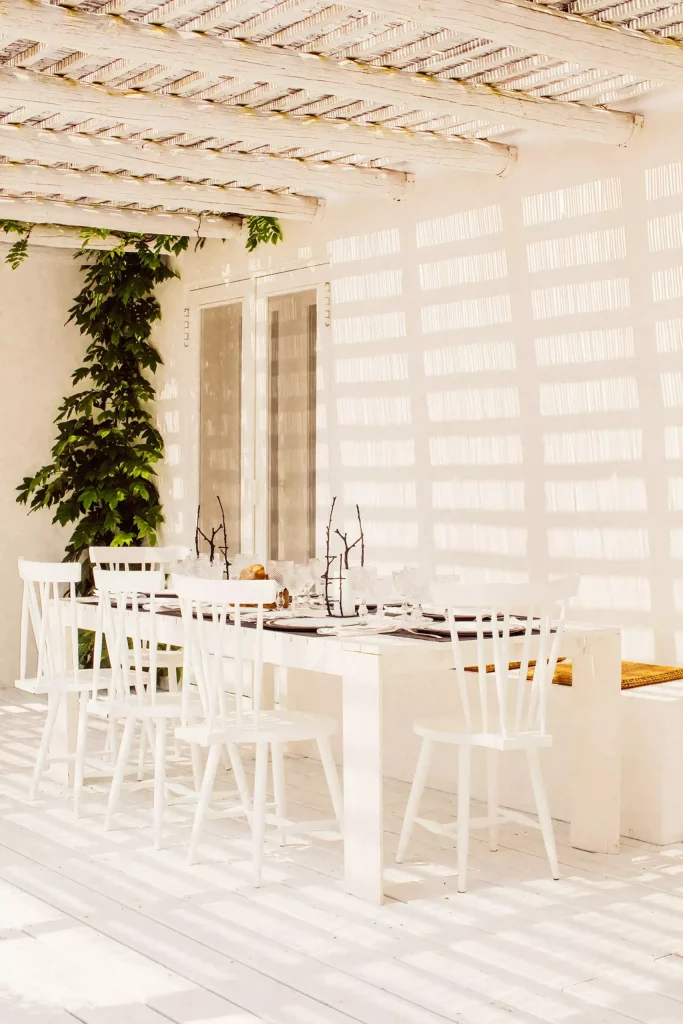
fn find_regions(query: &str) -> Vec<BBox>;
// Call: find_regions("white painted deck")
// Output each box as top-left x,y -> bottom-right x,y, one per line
1,685 -> 683,1024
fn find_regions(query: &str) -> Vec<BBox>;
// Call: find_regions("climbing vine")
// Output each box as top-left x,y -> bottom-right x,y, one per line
7,214 -> 282,586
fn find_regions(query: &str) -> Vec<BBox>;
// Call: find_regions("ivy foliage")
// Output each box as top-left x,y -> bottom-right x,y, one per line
245,215 -> 283,252
6,213 -> 282,589
16,232 -> 188,585
1,220 -> 33,269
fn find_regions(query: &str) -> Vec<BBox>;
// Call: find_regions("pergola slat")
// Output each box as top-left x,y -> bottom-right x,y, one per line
360,0 -> 683,88
0,161 -> 322,220
0,66 -> 514,174
0,195 -> 243,236
0,0 -> 639,145
0,123 -> 411,200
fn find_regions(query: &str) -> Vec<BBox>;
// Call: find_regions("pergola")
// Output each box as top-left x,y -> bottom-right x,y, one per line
0,0 -> 675,242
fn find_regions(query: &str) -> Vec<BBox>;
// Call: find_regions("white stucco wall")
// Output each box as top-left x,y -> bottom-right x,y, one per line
155,98 -> 683,665
0,248 -> 84,681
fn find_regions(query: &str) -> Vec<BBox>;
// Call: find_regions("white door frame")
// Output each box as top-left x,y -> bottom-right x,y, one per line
188,278 -> 256,555
189,261 -> 330,561
253,263 -> 331,561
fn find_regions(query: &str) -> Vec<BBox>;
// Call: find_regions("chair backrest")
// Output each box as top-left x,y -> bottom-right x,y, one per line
18,558 -> 81,685
89,546 -> 190,571
172,575 -> 278,730
93,567 -> 166,702
431,576 -> 579,739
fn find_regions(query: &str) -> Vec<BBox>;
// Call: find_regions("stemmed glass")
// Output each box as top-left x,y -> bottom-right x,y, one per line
366,575 -> 396,623
308,557 -> 326,610
347,566 -> 378,622
392,568 -> 432,625
392,568 -> 419,623
292,564 -> 315,613
267,560 -> 295,612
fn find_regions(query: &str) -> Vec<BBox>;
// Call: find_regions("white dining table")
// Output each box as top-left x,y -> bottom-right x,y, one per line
72,602 -> 621,904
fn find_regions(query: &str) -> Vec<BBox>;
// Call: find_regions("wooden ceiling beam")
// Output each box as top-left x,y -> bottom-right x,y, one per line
359,0 -> 683,89
0,122 -> 411,199
0,0 -> 639,145
0,65 -> 514,173
0,195 -> 243,236
0,161 -> 322,219
0,224 -> 138,249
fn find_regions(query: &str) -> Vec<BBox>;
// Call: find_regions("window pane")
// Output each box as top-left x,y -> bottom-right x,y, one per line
199,302 -> 242,549
269,290 -> 317,562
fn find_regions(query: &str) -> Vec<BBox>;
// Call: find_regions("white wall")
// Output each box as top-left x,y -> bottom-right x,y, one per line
0,248 -> 84,681
155,98 -> 683,665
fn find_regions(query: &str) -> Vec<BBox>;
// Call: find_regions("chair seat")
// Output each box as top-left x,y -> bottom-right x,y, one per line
176,709 -> 338,746
88,693 -> 202,721
414,717 -> 553,751
16,669 -> 113,695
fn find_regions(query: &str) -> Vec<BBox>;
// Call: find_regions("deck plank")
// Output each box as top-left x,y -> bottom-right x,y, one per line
0,686 -> 679,1024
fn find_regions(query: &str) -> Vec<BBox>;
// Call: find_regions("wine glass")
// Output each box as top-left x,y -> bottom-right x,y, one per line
267,560 -> 295,611
392,568 -> 419,623
366,575 -> 396,623
347,566 -> 378,622
406,572 -> 432,626
308,557 -> 326,609
292,564 -> 314,613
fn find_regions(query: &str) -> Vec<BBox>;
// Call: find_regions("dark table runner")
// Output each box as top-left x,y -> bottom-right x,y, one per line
155,606 -> 529,643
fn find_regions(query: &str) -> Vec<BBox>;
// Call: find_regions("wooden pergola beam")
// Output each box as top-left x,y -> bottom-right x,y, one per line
0,196 -> 243,237
0,123 -> 411,200
0,0 -> 639,146
0,66 -> 514,174
0,161 -> 321,220
0,224 -> 137,250
360,0 -> 683,89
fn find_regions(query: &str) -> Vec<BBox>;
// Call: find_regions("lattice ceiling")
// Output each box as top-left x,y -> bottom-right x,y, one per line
0,0 -> 678,230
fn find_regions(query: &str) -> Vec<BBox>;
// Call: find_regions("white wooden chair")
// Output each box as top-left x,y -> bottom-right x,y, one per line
89,567 -> 202,848
396,576 -> 578,892
16,557 -> 111,809
172,575 -> 343,886
89,545 -> 190,571
90,545 -> 188,710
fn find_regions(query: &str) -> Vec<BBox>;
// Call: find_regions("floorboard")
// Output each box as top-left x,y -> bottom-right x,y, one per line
1,687 -> 681,1023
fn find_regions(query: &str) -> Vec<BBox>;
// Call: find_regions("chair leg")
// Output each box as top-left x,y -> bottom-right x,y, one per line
105,717 -> 118,762
29,693 -> 62,802
190,743 -> 204,792
317,736 -> 343,831
226,743 -> 252,826
74,692 -> 89,818
252,742 -> 269,888
526,747 -> 560,880
271,742 -> 287,844
486,748 -> 499,853
188,744 -> 220,866
105,717 -> 136,831
137,719 -> 148,782
153,719 -> 167,851
457,745 -> 472,894
396,737 -> 433,863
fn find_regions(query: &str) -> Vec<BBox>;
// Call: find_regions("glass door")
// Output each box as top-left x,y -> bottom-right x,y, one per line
198,301 -> 243,550
267,289 -> 317,562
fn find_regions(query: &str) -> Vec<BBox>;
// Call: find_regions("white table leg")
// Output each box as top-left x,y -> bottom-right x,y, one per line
341,648 -> 384,904
570,630 -> 621,854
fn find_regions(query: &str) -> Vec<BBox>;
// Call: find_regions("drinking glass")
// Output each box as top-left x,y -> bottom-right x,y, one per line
366,575 -> 395,622
292,564 -> 315,613
308,557 -> 326,609
267,560 -> 295,611
393,568 -> 419,623
347,566 -> 378,622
